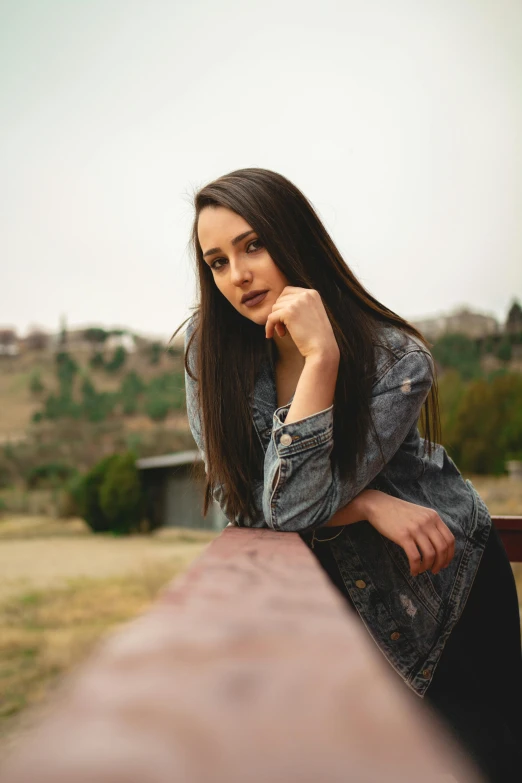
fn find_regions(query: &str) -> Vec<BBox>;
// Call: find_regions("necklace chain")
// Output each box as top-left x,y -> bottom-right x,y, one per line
310,527 -> 345,549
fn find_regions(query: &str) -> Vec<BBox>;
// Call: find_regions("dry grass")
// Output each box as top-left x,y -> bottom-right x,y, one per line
0,518 -> 217,752
0,516 -> 216,600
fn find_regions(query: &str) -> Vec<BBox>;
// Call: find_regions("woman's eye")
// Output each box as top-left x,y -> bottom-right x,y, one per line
247,239 -> 263,253
210,258 -> 227,271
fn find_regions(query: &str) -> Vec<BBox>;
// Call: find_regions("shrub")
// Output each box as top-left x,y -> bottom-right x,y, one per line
145,395 -> 169,422
89,352 -> 105,370
105,346 -> 127,373
26,462 -> 77,489
29,371 -> 45,395
149,342 -> 163,365
495,336 -> 512,362
432,333 -> 481,380
58,472 -> 86,518
76,452 -> 147,534
452,373 -> 522,474
99,452 -> 146,535
77,454 -> 120,532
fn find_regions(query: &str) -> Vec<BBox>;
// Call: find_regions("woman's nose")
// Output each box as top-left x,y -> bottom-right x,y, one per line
230,259 -> 252,286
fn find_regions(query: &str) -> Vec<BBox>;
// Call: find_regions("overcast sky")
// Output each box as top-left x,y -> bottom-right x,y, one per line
1,0 -> 521,339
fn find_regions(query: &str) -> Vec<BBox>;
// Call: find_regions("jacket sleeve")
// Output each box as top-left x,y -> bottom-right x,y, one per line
184,318 -> 265,527
262,347 -> 435,533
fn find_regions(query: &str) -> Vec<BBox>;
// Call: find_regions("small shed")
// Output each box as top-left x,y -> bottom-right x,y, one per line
136,450 -> 228,531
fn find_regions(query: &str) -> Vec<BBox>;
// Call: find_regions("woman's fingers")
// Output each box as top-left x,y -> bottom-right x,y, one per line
415,533 -> 436,574
425,526 -> 448,575
436,519 -> 456,568
401,537 -> 423,576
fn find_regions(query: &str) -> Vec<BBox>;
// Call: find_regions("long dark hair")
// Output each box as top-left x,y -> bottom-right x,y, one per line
172,168 -> 440,522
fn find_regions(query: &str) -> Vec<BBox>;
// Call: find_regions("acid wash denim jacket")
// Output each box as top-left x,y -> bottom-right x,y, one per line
184,315 -> 492,697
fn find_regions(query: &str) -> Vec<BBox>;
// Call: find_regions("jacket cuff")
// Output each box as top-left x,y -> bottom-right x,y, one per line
271,404 -> 334,455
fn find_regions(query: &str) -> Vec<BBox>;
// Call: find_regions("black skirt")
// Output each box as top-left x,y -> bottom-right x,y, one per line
305,524 -> 522,782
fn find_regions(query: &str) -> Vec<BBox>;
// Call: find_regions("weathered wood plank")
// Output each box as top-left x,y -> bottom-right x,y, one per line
493,516 -> 522,562
0,527 -> 481,783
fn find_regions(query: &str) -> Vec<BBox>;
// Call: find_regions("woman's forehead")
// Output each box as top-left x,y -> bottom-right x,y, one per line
197,206 -> 252,247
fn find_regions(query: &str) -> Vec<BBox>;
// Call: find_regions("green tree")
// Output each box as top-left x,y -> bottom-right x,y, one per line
452,373 -> 522,473
120,371 -> 145,415
432,334 -> 481,380
145,395 -> 169,422
76,454 -> 120,533
89,351 -> 105,370
505,299 -> 522,335
436,369 -> 466,456
149,341 -> 163,365
59,314 -> 68,347
99,452 -> 146,535
495,336 -> 512,362
105,346 -> 127,373
84,327 -> 109,346
29,370 -> 45,396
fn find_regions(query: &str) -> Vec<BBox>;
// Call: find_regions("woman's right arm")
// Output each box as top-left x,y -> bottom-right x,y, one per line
184,316 -> 372,529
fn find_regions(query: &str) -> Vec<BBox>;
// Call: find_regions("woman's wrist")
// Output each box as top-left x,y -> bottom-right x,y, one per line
284,352 -> 339,425
324,489 -> 378,527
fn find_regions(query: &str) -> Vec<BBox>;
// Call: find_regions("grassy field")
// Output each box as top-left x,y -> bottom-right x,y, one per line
0,475 -> 521,756
0,519 -> 217,754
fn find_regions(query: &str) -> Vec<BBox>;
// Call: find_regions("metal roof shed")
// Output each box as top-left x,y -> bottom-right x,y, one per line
136,451 -> 227,531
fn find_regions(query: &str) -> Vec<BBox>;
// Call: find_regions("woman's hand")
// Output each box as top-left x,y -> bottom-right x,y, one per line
265,286 -> 339,361
363,490 -> 455,576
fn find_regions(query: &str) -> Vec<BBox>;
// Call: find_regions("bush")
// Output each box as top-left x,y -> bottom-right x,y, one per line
99,452 -> 146,535
76,452 -> 147,534
432,334 -> 481,380
89,352 -> 105,370
58,472 -> 86,518
105,346 -> 127,373
145,395 -> 170,422
29,371 -> 45,395
452,373 -> 522,474
26,462 -> 77,489
77,454 -> 120,532
149,342 -> 163,365
495,336 -> 512,362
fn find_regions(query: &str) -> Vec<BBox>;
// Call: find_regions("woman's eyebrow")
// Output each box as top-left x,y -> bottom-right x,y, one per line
202,229 -> 256,258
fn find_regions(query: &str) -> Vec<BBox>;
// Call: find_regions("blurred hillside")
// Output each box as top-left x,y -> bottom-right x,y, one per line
0,301 -> 521,495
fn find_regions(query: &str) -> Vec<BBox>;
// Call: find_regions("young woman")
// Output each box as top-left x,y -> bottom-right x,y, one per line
177,168 -> 522,782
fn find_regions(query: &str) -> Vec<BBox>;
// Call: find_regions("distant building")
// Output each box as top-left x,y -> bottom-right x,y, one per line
412,307 -> 500,342
23,329 -> 50,352
105,333 -> 136,353
0,329 -> 19,356
136,450 -> 228,531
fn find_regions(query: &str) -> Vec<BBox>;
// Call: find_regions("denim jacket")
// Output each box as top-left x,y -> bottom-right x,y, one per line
184,316 -> 491,697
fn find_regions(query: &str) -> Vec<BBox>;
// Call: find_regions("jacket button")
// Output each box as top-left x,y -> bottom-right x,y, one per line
390,631 -> 401,641
280,434 -> 292,446
422,669 -> 431,679
355,580 -> 366,589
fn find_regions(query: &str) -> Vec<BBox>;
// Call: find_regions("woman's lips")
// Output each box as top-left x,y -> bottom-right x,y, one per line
243,291 -> 268,307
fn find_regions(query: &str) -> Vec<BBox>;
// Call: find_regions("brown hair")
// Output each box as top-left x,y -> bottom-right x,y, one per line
172,168 -> 440,522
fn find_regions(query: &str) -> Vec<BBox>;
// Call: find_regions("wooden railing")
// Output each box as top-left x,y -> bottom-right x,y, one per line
0,524 -> 491,782
493,516 -> 522,562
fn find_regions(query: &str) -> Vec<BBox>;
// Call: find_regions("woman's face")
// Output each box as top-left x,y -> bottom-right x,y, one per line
197,205 -> 289,326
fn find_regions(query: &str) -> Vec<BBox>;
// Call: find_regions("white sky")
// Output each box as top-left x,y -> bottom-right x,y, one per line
1,0 -> 521,339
